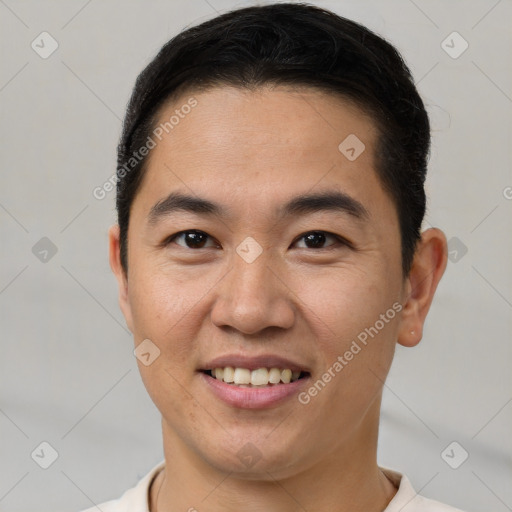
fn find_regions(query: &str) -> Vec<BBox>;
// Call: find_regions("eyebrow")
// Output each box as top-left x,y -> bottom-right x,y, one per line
147,190 -> 369,226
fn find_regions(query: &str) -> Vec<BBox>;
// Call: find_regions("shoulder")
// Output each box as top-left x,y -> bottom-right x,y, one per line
381,468 -> 467,512
77,460 -> 165,512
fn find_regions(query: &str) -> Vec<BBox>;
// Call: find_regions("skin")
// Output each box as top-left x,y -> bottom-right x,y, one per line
109,85 -> 447,512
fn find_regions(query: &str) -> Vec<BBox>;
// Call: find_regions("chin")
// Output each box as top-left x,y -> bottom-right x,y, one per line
202,431 -> 307,478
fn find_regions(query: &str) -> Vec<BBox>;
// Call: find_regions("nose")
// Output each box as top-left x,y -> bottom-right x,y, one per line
210,248 -> 296,336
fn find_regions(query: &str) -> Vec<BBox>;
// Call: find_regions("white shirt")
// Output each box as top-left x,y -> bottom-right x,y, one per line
79,461 -> 465,512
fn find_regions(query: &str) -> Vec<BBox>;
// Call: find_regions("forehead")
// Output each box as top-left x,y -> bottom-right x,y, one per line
134,85 -> 390,222
152,85 -> 377,160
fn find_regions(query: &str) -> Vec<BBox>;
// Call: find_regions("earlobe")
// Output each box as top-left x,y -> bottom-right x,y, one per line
108,224 -> 134,333
397,228 -> 448,347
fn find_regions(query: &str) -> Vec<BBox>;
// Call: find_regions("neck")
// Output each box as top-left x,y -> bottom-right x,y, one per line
150,397 -> 397,512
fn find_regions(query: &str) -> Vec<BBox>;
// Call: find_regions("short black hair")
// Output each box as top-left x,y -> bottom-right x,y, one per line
116,2 -> 430,275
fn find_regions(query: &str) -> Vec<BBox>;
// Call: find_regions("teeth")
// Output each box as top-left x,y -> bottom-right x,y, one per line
251,368 -> 269,386
209,367 -> 304,386
281,369 -> 292,384
234,368 -> 251,385
223,367 -> 234,383
268,368 -> 281,384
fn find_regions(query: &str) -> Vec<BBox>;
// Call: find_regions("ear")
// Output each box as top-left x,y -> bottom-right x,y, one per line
397,228 -> 448,347
108,224 -> 134,333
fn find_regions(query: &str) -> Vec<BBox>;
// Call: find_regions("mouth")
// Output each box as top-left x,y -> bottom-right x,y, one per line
199,367 -> 311,409
200,367 -> 311,387
197,355 -> 312,408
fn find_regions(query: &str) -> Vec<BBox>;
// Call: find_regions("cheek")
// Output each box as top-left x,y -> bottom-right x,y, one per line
127,267 -> 205,419
126,260 -> 234,372
294,264 -> 400,342
127,263 -> 202,368
293,266 -> 399,398
129,258 -> 194,328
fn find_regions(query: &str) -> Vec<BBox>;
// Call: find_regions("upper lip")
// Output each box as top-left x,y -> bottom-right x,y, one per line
199,354 -> 310,373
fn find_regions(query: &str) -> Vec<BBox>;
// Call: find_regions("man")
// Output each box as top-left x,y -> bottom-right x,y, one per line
83,3 -> 463,511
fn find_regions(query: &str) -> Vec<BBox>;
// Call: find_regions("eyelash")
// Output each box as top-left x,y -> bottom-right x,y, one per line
163,230 -> 353,251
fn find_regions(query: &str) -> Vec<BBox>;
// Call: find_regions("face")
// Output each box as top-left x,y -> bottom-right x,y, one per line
109,85 -> 444,479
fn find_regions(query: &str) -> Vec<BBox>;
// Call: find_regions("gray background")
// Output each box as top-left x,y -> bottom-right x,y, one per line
0,0 -> 511,511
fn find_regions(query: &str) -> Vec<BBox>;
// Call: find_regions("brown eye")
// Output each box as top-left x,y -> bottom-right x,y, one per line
166,230 -> 217,249
293,231 -> 348,250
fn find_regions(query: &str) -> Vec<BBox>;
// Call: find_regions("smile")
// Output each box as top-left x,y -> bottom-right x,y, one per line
200,368 -> 311,409
203,367 -> 308,386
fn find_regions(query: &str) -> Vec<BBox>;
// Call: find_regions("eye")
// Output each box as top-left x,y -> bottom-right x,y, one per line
292,231 -> 350,250
163,230 -> 352,251
165,230 -> 218,249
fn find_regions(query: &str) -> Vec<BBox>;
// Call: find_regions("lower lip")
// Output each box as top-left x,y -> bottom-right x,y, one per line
199,372 -> 310,409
